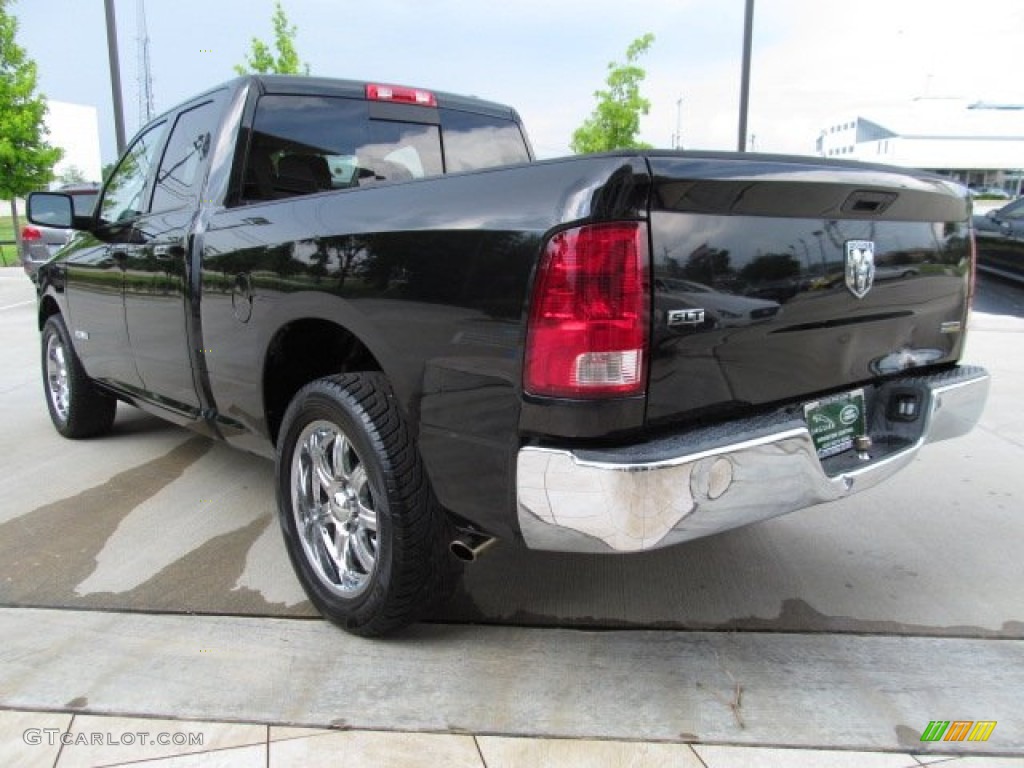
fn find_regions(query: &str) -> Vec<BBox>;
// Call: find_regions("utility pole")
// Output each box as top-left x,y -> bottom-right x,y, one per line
737,0 -> 755,152
672,96 -> 683,150
136,0 -> 155,127
103,0 -> 127,155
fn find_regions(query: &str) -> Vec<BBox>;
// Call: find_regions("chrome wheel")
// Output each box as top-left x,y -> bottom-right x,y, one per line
290,419 -> 379,597
45,332 -> 70,423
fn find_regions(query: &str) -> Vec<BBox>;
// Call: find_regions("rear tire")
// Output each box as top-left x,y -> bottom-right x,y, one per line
275,373 -> 461,636
41,315 -> 116,438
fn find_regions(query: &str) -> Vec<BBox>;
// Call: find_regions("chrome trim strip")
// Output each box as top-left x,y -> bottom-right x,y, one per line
516,368 -> 989,553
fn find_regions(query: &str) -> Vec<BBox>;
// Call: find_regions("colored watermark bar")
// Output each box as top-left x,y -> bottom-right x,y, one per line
920,720 -> 997,742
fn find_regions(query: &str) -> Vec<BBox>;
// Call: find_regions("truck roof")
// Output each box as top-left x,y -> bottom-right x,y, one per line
248,74 -> 520,120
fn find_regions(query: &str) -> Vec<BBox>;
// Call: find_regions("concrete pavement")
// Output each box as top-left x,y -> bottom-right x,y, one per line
1,607 -> 1022,766
1,266 -> 1022,766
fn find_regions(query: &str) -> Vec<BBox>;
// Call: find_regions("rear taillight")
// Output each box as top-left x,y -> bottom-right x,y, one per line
524,222 -> 650,398
21,226 -> 42,241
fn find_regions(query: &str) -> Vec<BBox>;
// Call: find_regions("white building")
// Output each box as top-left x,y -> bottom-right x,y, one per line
45,101 -> 103,185
816,98 -> 1024,195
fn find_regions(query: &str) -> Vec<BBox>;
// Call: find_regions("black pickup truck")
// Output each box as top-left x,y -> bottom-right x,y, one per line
28,75 -> 989,636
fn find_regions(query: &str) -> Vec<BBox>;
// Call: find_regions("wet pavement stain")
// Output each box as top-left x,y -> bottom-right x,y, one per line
711,598 -> 1024,640
73,514 -> 316,617
0,437 -> 211,604
439,589 -> 1024,640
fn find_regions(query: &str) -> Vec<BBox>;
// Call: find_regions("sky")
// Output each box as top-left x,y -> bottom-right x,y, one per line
9,0 -> 1024,168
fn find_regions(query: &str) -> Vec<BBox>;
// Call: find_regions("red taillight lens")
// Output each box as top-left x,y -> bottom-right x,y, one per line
366,83 -> 437,107
21,226 -> 42,241
524,222 -> 650,398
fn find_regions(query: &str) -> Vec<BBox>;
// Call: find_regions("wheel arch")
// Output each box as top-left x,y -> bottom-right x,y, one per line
262,317 -> 386,446
38,294 -> 62,330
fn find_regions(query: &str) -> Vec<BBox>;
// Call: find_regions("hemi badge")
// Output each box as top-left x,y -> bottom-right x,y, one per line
667,308 -> 705,327
74,329 -> 90,341
940,321 -> 962,334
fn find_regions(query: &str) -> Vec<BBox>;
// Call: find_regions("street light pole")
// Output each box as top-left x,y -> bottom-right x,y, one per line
104,0 -> 127,155
673,96 -> 683,149
737,0 -> 755,152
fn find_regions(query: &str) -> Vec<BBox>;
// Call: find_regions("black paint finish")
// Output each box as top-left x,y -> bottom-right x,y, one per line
34,77 -> 974,543
645,155 -> 971,429
200,154 -> 652,536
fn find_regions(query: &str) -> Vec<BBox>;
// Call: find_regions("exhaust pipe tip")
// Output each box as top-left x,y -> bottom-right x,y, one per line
449,536 -> 496,563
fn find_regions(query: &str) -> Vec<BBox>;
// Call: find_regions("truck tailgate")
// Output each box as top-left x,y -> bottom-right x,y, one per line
644,154 -> 973,426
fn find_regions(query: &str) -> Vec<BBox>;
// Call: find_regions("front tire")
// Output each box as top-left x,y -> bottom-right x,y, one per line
275,373 -> 459,636
41,315 -> 116,438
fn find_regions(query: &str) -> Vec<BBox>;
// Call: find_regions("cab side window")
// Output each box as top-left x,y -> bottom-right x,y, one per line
151,100 -> 218,212
98,122 -> 166,225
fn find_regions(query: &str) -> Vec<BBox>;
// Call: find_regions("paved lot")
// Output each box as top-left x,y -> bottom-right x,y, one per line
1,266 -> 1022,759
1,269 -> 1021,636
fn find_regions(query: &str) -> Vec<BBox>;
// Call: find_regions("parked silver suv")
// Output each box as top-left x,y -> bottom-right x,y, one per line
20,184 -> 99,280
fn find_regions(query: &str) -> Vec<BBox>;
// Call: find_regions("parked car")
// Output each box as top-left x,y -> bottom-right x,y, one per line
968,186 -> 1011,200
972,197 -> 1024,282
19,184 -> 99,279
27,75 -> 988,636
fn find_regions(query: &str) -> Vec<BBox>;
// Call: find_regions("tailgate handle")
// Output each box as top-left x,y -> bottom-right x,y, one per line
841,190 -> 897,215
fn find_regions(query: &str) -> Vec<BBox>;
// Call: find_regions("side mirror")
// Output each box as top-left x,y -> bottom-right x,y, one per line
27,192 -> 75,229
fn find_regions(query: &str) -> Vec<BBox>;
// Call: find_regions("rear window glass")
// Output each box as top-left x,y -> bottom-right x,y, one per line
244,94 -> 443,201
440,109 -> 530,172
241,94 -> 529,203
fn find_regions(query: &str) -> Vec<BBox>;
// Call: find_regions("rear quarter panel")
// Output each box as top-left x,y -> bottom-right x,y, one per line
200,155 -> 650,535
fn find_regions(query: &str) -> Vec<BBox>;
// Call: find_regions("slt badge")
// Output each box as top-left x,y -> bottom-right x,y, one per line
845,239 -> 875,299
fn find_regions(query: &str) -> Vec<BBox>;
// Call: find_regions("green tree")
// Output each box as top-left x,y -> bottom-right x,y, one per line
57,164 -> 87,185
234,1 -> 309,76
570,33 -> 655,154
0,0 -> 63,248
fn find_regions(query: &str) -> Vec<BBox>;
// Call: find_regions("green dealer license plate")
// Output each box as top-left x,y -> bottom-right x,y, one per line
803,389 -> 866,459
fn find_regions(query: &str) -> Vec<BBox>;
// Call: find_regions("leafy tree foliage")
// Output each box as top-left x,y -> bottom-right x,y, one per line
235,1 -> 309,76
0,0 -> 62,200
571,33 -> 655,154
57,164 -> 87,185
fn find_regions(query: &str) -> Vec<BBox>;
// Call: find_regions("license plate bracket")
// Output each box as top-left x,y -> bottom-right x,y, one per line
803,389 -> 866,459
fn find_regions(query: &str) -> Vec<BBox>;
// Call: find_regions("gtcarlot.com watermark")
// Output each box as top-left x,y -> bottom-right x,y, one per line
23,728 -> 204,748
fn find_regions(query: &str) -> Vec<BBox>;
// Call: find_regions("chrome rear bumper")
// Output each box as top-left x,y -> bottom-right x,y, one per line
516,366 -> 989,553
